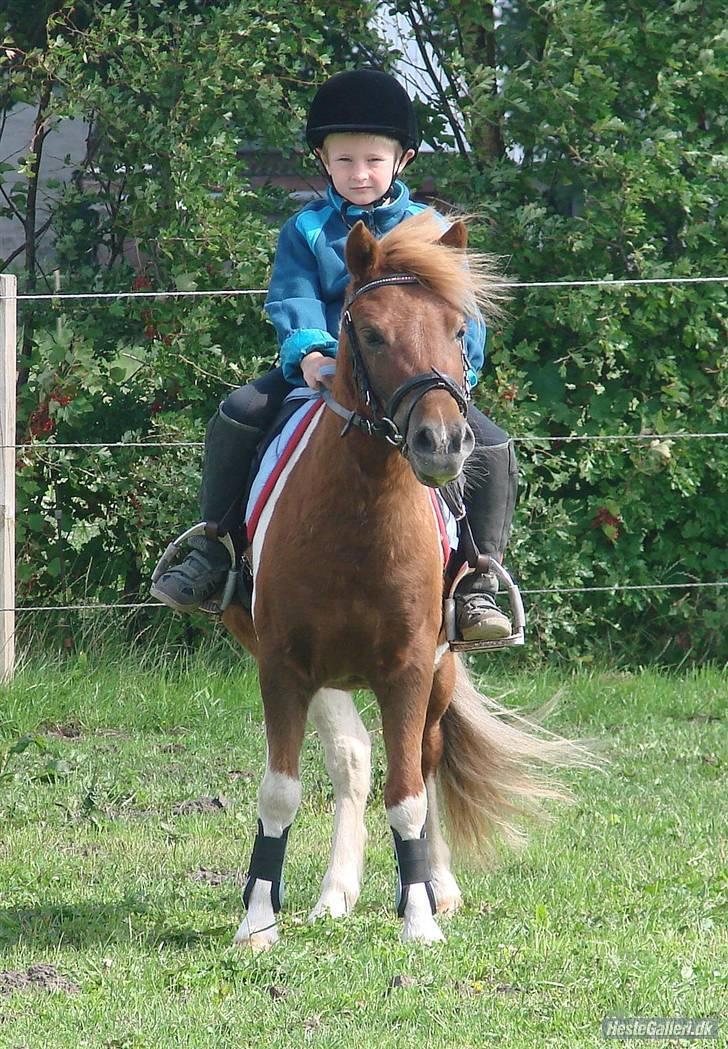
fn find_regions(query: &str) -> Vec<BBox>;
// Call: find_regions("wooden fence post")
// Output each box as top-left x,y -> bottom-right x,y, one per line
0,273 -> 17,682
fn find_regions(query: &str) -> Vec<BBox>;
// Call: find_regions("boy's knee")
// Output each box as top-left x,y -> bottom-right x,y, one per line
221,370 -> 290,429
466,406 -> 509,448
221,386 -> 268,428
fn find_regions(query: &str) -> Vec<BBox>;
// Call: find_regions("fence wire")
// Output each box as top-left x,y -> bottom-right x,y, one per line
3,272 -> 728,302
4,431 -> 727,452
3,431 -> 728,454
3,580 -> 726,615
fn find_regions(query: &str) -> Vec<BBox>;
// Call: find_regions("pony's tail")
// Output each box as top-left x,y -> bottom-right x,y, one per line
438,655 -> 595,861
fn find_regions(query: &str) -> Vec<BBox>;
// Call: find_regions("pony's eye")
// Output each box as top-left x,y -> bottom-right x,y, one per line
363,329 -> 386,348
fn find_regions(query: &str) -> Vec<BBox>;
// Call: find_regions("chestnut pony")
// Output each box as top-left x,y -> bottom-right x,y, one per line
224,210 -> 572,948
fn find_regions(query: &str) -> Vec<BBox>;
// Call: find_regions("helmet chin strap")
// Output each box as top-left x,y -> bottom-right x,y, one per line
364,154 -> 402,210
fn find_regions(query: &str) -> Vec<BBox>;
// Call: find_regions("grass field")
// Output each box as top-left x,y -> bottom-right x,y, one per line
0,648 -> 725,1048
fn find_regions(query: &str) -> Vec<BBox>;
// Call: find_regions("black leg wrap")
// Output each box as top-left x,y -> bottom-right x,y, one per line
242,820 -> 291,914
392,827 -> 437,918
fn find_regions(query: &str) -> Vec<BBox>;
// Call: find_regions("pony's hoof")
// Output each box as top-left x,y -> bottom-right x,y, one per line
234,916 -> 279,951
435,892 -> 463,916
401,914 -> 445,944
432,873 -> 463,915
309,889 -> 353,921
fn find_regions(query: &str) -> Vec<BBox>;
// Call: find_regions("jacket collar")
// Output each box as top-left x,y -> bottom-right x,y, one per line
327,180 -> 411,234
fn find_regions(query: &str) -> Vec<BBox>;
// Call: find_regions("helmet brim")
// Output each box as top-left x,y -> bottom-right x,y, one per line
307,123 -> 419,158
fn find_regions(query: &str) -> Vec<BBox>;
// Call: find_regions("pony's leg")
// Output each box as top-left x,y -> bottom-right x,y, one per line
234,675 -> 308,951
425,775 -> 462,914
423,653 -> 463,914
380,667 -> 444,945
307,688 -> 371,920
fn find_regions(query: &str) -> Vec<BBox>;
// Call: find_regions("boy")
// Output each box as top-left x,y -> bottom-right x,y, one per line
151,68 -> 517,642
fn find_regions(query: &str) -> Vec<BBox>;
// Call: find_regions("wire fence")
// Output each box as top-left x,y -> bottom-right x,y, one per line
3,431 -> 727,452
5,417 -> 727,612
2,270 -> 725,627
3,272 -> 725,451
5,427 -> 725,616
2,581 -> 727,615
3,272 -> 728,302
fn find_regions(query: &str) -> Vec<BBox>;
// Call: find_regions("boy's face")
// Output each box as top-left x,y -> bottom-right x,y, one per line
318,133 -> 414,206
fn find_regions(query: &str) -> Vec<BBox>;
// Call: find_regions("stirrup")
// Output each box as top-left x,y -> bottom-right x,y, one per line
150,521 -> 238,613
444,556 -> 526,652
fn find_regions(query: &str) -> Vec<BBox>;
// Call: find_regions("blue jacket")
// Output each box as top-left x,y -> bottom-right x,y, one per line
265,180 -> 487,386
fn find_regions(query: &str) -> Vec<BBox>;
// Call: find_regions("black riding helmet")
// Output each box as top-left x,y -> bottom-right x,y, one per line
306,69 -> 420,160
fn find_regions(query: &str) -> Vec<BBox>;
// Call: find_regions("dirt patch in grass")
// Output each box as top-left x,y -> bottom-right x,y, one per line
172,794 -> 231,815
674,713 -> 723,723
188,867 -> 244,887
0,964 -> 80,996
42,722 -> 83,739
388,974 -> 417,992
108,795 -> 233,821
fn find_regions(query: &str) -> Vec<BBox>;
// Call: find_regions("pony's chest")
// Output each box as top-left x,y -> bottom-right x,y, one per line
247,398 -> 453,658
247,399 -> 452,574
282,489 -> 445,586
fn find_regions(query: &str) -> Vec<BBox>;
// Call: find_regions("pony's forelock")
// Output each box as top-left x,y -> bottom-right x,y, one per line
377,209 -> 507,320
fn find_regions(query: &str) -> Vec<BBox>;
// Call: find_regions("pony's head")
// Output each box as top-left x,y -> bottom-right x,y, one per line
341,209 -> 505,487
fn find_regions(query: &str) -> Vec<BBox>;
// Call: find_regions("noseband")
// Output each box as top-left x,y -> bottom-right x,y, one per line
320,274 -> 472,455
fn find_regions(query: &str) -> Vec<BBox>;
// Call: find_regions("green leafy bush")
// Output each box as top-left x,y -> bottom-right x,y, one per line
5,0 -> 726,662
395,0 -> 727,661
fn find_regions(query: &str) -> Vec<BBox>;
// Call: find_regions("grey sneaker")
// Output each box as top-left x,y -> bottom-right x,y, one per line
150,542 -> 228,613
456,590 -> 512,641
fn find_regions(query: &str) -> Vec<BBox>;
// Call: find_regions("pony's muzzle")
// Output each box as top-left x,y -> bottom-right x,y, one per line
409,418 -> 474,487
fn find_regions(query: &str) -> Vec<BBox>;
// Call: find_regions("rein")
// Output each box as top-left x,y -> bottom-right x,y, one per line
320,274 -> 472,455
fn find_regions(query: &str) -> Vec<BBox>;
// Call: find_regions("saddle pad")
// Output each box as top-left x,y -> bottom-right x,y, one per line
245,395 -> 324,543
245,394 -> 459,562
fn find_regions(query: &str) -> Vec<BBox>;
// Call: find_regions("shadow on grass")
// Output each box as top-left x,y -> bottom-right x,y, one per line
0,898 -> 236,949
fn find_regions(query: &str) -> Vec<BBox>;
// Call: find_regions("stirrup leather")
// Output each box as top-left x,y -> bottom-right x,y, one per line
444,556 -> 526,652
150,521 -> 238,613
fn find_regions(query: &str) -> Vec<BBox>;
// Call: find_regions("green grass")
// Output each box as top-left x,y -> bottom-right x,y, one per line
0,650 -> 725,1048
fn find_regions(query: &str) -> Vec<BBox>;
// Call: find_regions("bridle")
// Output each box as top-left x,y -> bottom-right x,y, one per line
320,274 -> 473,456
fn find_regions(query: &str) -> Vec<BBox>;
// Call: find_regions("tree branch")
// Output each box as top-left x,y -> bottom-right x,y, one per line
400,0 -> 471,159
1,240 -> 29,271
412,0 -> 467,116
0,182 -> 27,223
0,215 -> 53,270
459,2 -> 505,163
18,76 -> 54,395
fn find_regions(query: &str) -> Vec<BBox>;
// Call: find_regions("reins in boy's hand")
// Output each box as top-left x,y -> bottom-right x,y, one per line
301,351 -> 334,390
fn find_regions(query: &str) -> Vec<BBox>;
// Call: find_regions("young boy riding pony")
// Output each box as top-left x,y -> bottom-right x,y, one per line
151,69 -> 519,644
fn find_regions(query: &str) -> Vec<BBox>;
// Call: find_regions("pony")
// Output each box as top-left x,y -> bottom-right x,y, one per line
222,210 -> 575,948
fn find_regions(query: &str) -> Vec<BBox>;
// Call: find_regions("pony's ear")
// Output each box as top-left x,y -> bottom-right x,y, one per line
346,221 -> 380,282
439,220 -> 467,250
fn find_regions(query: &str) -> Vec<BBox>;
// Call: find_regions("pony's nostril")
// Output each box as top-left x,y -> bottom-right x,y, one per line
412,425 -> 438,454
446,421 -> 473,457
448,427 -> 463,455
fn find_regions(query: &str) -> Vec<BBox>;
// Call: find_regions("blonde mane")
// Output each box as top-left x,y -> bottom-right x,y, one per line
377,209 -> 507,321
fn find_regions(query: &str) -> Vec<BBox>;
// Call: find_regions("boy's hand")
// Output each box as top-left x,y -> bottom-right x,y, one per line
301,351 -> 333,390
